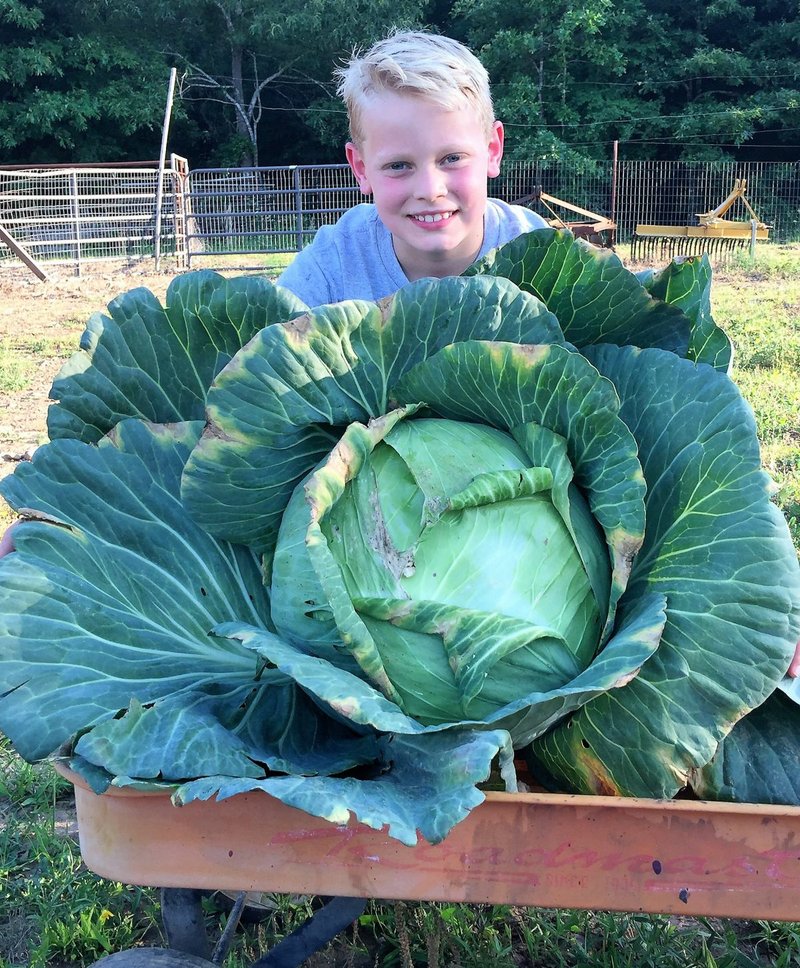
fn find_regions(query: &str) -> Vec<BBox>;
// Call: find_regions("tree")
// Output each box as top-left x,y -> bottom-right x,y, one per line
161,0 -> 431,166
0,0 -> 172,163
450,0 -> 800,162
451,0 -> 632,162
2,0 -> 796,166
631,0 -> 800,160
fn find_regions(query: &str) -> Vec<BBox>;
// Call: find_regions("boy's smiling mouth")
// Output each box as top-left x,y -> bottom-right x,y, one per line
409,212 -> 456,224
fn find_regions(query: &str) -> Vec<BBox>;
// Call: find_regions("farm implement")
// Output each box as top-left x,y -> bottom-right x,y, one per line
631,178 -> 769,261
514,187 -> 616,248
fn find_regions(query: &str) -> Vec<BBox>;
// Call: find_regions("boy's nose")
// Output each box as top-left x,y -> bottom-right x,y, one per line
414,167 -> 447,200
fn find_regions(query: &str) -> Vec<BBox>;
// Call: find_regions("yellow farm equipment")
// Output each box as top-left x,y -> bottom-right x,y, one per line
514,187 -> 616,248
631,178 -> 769,261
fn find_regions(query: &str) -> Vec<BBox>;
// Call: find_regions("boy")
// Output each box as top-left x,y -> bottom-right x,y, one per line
277,30 -> 549,307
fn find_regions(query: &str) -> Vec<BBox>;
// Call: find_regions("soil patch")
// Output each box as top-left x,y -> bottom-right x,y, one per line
0,257 -> 278,486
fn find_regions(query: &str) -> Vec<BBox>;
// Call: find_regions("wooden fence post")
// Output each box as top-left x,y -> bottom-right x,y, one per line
0,223 -> 48,280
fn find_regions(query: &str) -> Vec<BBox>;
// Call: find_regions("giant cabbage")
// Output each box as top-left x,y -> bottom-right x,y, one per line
1,229 -> 799,845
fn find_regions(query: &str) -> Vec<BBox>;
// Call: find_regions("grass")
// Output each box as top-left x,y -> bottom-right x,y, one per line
187,251 -> 296,274
0,243 -> 799,965
0,334 -> 81,396
0,739 -> 160,966
712,245 -> 800,552
3,732 -> 800,968
0,504 -> 14,534
0,341 -> 33,394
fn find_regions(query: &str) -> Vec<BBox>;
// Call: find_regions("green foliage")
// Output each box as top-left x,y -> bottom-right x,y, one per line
4,758 -> 794,968
451,0 -> 800,162
0,0 -> 170,162
226,902 -> 800,967
0,737 -> 160,966
452,0 -> 630,161
711,252 -> 800,559
2,721 -> 800,964
736,367 -> 800,440
765,441 -> 800,554
0,341 -> 32,393
714,285 -> 800,372
157,0 -> 430,165
1,233 -> 798,846
1,248 -> 798,966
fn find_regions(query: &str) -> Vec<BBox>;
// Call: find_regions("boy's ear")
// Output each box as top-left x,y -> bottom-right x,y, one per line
346,142 -> 372,196
487,121 -> 504,179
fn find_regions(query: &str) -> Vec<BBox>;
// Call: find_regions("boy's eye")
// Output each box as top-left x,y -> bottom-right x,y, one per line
385,161 -> 410,172
442,153 -> 466,165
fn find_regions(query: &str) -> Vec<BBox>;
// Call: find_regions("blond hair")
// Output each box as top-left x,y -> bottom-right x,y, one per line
335,30 -> 495,144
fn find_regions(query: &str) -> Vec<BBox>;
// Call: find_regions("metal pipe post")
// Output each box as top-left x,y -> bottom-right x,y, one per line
154,67 -> 178,270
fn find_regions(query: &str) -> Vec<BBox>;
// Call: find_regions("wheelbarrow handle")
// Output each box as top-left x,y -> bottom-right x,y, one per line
250,895 -> 368,968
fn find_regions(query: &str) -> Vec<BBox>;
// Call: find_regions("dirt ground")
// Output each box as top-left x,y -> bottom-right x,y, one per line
1,263 -> 168,452
0,257 -> 273,476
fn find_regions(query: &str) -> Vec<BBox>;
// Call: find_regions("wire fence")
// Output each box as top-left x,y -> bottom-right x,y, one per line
0,157 -> 189,272
183,158 -> 799,264
182,160 -> 619,263
1,156 -> 798,274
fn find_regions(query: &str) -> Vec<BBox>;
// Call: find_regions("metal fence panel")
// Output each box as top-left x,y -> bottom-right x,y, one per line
184,160 -> 620,262
0,161 -> 187,272
492,158 -> 615,222
187,158 -> 798,258
185,165 -> 362,260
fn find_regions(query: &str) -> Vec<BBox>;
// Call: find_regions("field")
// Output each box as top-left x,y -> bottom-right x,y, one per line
1,244 -> 799,966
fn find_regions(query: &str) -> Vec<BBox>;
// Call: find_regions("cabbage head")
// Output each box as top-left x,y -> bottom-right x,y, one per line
1,229 -> 799,846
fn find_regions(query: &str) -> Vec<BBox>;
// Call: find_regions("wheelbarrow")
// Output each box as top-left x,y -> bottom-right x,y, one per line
57,764 -> 800,967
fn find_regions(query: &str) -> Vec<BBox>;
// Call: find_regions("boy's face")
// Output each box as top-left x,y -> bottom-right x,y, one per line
345,91 -> 504,281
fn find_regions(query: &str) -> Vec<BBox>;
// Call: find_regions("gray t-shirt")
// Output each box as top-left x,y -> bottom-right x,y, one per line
277,198 -> 549,307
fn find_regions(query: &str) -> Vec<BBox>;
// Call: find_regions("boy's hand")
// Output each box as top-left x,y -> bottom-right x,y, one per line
0,522 -> 18,559
789,639 -> 800,678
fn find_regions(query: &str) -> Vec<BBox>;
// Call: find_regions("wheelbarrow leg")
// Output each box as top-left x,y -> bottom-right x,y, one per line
160,888 -> 213,961
250,896 -> 368,968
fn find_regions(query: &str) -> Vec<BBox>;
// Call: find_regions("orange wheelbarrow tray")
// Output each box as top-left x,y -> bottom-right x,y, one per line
60,765 -> 800,922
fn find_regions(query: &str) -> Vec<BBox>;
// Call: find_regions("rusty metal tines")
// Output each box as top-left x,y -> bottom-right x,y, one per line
630,232 -> 748,264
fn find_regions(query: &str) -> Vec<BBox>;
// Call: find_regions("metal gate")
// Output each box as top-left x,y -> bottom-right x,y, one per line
184,165 -> 362,264
183,160 -> 616,264
2,157 -> 798,275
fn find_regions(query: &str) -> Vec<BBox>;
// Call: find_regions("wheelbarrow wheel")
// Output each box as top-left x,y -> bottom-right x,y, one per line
92,948 -> 215,967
